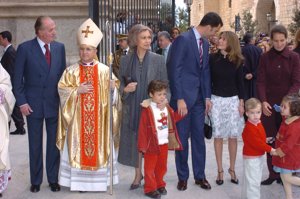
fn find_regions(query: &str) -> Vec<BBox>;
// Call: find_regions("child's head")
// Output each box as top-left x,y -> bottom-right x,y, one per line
281,92 -> 300,117
245,98 -> 262,123
147,80 -> 168,104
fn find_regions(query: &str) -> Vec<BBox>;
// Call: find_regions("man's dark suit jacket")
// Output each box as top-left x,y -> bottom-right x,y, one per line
1,45 -> 16,77
13,38 -> 66,118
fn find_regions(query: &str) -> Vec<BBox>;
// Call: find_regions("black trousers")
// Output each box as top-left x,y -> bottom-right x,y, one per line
9,105 -> 25,130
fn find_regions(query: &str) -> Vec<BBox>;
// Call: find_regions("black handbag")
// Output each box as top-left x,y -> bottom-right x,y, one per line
204,115 -> 212,139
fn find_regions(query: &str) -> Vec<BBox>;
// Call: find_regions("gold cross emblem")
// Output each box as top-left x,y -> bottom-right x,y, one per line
82,26 -> 94,38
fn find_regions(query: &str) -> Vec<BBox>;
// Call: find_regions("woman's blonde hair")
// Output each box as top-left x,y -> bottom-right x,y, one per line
220,31 -> 244,67
128,24 -> 152,49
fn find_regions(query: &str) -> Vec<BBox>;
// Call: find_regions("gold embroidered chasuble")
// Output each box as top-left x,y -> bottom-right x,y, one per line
56,60 -> 121,170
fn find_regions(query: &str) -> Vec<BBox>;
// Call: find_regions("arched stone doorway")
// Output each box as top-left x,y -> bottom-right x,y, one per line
255,0 -> 278,35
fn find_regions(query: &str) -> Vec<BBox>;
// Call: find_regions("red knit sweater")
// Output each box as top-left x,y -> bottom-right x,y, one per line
242,121 -> 272,156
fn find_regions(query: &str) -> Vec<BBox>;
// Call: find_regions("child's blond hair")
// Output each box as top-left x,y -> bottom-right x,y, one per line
245,98 -> 262,112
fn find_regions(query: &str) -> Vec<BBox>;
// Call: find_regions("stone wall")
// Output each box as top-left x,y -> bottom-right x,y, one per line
190,0 -> 299,39
0,0 -> 88,65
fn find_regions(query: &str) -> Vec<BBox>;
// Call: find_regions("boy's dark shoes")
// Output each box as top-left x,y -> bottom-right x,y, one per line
145,191 -> 161,199
177,180 -> 187,191
157,187 -> 167,195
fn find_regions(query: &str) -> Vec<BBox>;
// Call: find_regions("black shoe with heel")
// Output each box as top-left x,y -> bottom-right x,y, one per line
129,176 -> 143,190
228,169 -> 239,184
216,170 -> 224,185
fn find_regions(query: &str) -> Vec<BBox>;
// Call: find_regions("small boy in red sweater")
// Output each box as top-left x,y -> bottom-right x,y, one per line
242,98 -> 276,199
138,80 -> 183,199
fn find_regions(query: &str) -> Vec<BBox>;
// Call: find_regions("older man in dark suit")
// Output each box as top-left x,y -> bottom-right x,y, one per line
0,31 -> 25,135
167,12 -> 223,191
13,16 -> 66,193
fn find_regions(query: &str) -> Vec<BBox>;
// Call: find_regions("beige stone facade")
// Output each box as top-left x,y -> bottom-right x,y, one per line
0,0 -> 160,64
190,0 -> 300,37
0,0 -> 88,64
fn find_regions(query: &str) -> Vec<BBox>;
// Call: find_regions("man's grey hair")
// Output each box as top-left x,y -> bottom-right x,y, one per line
157,31 -> 171,41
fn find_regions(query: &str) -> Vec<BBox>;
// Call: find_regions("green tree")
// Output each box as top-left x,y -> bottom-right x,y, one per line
160,3 -> 172,20
230,10 -> 258,35
288,9 -> 300,36
176,7 -> 189,32
241,10 -> 258,34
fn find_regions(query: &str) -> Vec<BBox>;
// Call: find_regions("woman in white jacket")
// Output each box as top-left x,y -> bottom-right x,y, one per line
0,63 -> 15,197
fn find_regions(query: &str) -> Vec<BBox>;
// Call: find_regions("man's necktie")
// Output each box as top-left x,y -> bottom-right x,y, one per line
123,50 -> 127,55
44,44 -> 51,66
199,38 -> 203,65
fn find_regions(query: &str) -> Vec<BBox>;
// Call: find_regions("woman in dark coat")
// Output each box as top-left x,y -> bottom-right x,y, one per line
257,25 -> 300,185
117,24 -> 168,189
242,33 -> 262,99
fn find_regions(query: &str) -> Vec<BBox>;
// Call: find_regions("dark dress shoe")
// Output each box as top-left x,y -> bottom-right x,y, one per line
177,180 -> 187,191
30,185 -> 40,193
261,177 -> 276,185
195,179 -> 211,190
49,183 -> 60,192
157,187 -> 167,195
0,193 -> 2,197
10,128 -> 26,135
145,190 -> 161,199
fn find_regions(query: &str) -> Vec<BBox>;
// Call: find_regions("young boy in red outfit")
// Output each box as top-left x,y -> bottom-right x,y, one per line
138,80 -> 183,199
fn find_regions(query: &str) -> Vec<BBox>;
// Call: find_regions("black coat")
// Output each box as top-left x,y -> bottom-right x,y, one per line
242,44 -> 262,99
1,45 -> 16,77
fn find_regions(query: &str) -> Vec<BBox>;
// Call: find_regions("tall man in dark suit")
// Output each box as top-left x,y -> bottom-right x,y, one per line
13,16 -> 66,193
0,31 -> 25,135
167,12 -> 223,191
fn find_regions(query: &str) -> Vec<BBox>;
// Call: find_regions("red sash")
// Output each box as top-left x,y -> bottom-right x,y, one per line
79,64 -> 99,169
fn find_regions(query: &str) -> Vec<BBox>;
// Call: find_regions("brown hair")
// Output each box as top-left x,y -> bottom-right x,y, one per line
282,91 -> 300,116
245,98 -> 262,112
220,31 -> 244,67
128,24 -> 152,49
294,29 -> 300,49
147,80 -> 168,95
270,24 -> 288,39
